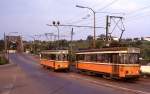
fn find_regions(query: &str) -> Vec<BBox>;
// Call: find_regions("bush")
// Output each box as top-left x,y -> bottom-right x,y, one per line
0,55 -> 8,65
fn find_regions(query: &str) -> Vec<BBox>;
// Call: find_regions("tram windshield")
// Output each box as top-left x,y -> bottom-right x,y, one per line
119,54 -> 139,64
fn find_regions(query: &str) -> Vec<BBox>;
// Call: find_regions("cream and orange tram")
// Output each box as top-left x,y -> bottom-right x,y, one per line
76,47 -> 140,79
40,50 -> 69,71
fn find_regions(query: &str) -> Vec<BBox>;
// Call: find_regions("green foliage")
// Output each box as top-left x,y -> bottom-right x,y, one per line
96,40 -> 105,48
24,36 -> 150,60
142,48 -> 150,60
0,40 -> 4,51
130,40 -> 150,60
140,41 -> 150,60
0,55 -> 8,65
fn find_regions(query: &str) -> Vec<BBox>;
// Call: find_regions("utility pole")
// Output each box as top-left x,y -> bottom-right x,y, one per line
69,28 -> 74,71
76,5 -> 96,48
93,12 -> 96,48
4,32 -> 8,61
105,15 -> 110,46
70,28 -> 74,55
4,32 -> 7,54
4,33 -> 9,62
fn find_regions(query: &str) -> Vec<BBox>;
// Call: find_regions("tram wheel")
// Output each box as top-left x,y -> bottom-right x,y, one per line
102,74 -> 111,79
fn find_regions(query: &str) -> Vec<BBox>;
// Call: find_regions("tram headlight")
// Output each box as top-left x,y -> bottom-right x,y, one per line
125,71 -> 129,74
58,65 -> 60,68
137,70 -> 140,74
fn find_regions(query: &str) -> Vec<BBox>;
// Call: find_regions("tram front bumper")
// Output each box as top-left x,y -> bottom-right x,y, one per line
124,75 -> 140,79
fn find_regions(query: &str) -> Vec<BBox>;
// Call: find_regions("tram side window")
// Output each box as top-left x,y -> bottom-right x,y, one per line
97,54 -> 103,62
85,55 -> 91,61
120,54 -> 129,64
129,54 -> 139,64
62,54 -> 68,61
50,54 -> 56,60
41,54 -> 48,59
96,54 -> 111,63
97,54 -> 106,63
112,54 -> 120,64
56,54 -> 61,61
56,54 -> 68,61
91,54 -> 97,61
62,54 -> 67,61
77,54 -> 84,61
102,54 -> 112,63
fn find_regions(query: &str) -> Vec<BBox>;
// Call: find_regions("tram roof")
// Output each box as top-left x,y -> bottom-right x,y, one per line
40,50 -> 69,54
76,47 -> 140,54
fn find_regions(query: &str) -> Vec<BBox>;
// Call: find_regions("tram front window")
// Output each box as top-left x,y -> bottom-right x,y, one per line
41,54 -> 48,59
57,54 -> 68,61
129,54 -> 139,64
77,55 -> 84,61
120,54 -> 139,64
50,54 -> 56,60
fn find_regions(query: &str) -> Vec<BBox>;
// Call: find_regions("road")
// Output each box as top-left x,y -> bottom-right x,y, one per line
3,53 -> 150,94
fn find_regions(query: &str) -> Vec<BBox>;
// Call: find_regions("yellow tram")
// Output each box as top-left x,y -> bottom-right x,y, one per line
40,50 -> 69,71
76,47 -> 140,79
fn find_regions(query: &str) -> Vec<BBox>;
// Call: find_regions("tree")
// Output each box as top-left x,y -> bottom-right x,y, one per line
97,34 -> 106,40
86,35 -> 93,48
0,40 -> 4,51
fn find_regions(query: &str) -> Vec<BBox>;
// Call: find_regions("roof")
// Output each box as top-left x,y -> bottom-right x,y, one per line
41,50 -> 69,54
76,47 -> 140,54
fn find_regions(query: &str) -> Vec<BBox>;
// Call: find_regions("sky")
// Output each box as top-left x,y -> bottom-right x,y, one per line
0,0 -> 150,40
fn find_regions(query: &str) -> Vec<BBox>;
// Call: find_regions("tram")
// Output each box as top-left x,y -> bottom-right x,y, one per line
76,47 -> 140,79
40,50 -> 69,71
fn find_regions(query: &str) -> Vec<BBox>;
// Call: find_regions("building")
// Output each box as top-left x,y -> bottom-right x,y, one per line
112,37 -> 119,41
143,37 -> 150,41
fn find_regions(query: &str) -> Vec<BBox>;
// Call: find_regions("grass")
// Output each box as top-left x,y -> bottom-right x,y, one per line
0,56 -> 8,65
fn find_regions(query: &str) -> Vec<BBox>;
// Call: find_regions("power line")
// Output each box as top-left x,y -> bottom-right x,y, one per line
64,0 -> 119,26
125,4 -> 150,21
127,5 -> 150,15
64,0 -> 106,24
66,13 -> 106,26
96,0 -> 119,12
126,13 -> 150,23
67,15 -> 91,25
96,11 -> 125,15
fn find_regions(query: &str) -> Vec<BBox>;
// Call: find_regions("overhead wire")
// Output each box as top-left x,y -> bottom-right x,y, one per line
96,0 -> 119,12
63,0 -> 101,24
127,4 -> 150,15
58,0 -> 120,40
64,0 -> 119,25
125,4 -> 150,20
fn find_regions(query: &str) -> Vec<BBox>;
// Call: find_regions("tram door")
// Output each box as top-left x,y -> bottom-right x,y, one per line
112,54 -> 119,77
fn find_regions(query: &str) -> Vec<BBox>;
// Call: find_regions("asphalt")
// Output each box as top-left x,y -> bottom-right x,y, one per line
0,53 -> 149,94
